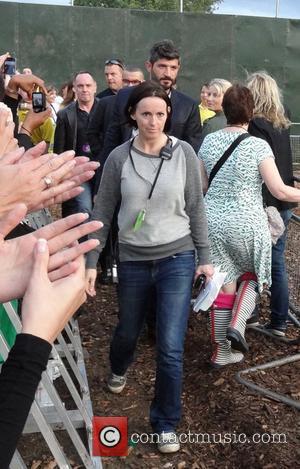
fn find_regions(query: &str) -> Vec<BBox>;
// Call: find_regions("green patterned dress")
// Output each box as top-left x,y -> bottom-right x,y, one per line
198,129 -> 274,292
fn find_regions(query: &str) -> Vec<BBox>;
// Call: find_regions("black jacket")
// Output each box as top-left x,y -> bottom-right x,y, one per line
101,86 -> 202,164
53,98 -> 99,156
87,95 -> 116,166
96,88 -> 115,99
248,117 -> 297,211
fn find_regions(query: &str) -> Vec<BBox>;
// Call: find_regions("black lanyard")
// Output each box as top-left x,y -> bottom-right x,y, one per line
129,137 -> 171,201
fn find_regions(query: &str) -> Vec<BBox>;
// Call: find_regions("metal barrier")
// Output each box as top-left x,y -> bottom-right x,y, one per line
246,210 -> 300,339
290,123 -> 300,168
290,135 -> 300,168
0,302 -> 102,469
236,354 -> 300,411
286,213 -> 300,318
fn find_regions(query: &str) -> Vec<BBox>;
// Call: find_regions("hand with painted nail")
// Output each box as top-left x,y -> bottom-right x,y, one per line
0,204 -> 102,303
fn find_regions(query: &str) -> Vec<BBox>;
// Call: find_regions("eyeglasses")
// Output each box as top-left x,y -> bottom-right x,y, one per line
105,59 -> 124,70
122,79 -> 142,86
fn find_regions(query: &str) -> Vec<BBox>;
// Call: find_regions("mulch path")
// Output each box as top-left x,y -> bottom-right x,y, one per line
17,203 -> 300,468
19,285 -> 300,469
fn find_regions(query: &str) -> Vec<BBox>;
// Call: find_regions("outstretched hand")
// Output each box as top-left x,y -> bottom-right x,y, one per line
0,106 -> 17,158
7,73 -> 47,98
20,107 -> 52,134
0,204 -> 102,303
0,144 -> 100,215
21,238 -> 86,344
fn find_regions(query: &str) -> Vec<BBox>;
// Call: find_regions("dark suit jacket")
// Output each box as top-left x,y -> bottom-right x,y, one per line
53,101 -> 77,154
96,88 -> 115,99
101,86 -> 202,163
53,98 -> 99,155
87,95 -> 116,166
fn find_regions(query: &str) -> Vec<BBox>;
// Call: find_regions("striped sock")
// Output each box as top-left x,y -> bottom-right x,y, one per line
210,293 -> 243,367
227,273 -> 258,353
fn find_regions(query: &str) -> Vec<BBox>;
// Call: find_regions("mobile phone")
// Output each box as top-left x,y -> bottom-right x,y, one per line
5,222 -> 35,240
32,91 -> 46,113
4,57 -> 16,75
193,274 -> 206,291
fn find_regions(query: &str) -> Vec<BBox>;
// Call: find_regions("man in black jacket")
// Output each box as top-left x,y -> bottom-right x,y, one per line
54,71 -> 98,219
88,67 -> 145,182
96,58 -> 124,99
100,40 -> 202,166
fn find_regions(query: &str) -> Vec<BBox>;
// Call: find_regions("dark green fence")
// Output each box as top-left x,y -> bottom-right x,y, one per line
1,2 -> 300,119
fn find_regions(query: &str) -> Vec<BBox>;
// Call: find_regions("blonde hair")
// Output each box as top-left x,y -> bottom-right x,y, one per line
209,78 -> 232,97
246,71 -> 290,129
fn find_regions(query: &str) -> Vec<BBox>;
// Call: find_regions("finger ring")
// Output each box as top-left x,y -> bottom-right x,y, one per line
43,176 -> 53,188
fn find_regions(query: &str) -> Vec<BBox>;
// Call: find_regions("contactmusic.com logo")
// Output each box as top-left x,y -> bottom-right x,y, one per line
93,416 -> 128,456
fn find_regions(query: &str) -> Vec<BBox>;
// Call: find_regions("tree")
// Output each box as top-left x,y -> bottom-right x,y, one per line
74,0 -> 222,14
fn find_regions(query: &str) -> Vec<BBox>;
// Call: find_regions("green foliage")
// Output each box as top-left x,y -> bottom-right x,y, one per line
74,0 -> 222,14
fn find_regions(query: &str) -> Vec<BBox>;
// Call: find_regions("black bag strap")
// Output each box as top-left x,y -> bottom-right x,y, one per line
207,133 -> 250,189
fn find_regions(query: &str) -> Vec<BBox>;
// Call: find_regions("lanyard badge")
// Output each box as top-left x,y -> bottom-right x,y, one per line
133,208 -> 146,231
130,137 -> 172,232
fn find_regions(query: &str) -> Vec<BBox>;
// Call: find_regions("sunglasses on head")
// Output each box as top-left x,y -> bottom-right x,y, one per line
105,59 -> 124,69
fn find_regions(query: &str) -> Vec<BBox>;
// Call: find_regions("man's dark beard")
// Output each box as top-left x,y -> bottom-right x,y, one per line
152,73 -> 176,91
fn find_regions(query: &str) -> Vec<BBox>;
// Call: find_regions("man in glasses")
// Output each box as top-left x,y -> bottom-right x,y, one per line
97,58 -> 124,99
122,66 -> 144,87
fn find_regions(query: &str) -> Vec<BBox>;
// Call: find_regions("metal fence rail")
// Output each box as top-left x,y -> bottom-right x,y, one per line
285,214 -> 300,315
290,135 -> 300,168
0,303 -> 102,469
290,136 -> 300,165
236,214 -> 300,408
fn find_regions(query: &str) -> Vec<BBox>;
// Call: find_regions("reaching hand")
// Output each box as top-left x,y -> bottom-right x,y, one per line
0,106 -> 18,158
21,238 -> 86,344
20,107 -> 52,134
0,204 -> 102,303
85,268 -> 97,297
7,73 -> 47,98
0,144 -> 100,214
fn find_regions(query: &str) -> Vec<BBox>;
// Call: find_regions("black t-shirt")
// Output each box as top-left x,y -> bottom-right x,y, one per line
248,117 -> 297,211
76,101 -> 97,157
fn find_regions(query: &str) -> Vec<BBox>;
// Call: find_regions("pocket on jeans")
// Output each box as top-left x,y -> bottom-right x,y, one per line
172,250 -> 195,259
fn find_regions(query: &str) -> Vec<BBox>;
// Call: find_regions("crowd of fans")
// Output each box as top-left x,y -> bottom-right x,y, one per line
0,38 -> 299,463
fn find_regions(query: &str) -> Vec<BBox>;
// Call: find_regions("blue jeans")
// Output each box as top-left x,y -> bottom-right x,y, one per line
62,181 -> 93,242
61,181 -> 93,219
270,209 -> 292,326
109,250 -> 195,433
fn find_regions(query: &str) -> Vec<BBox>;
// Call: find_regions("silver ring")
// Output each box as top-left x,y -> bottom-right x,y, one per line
43,176 -> 53,189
